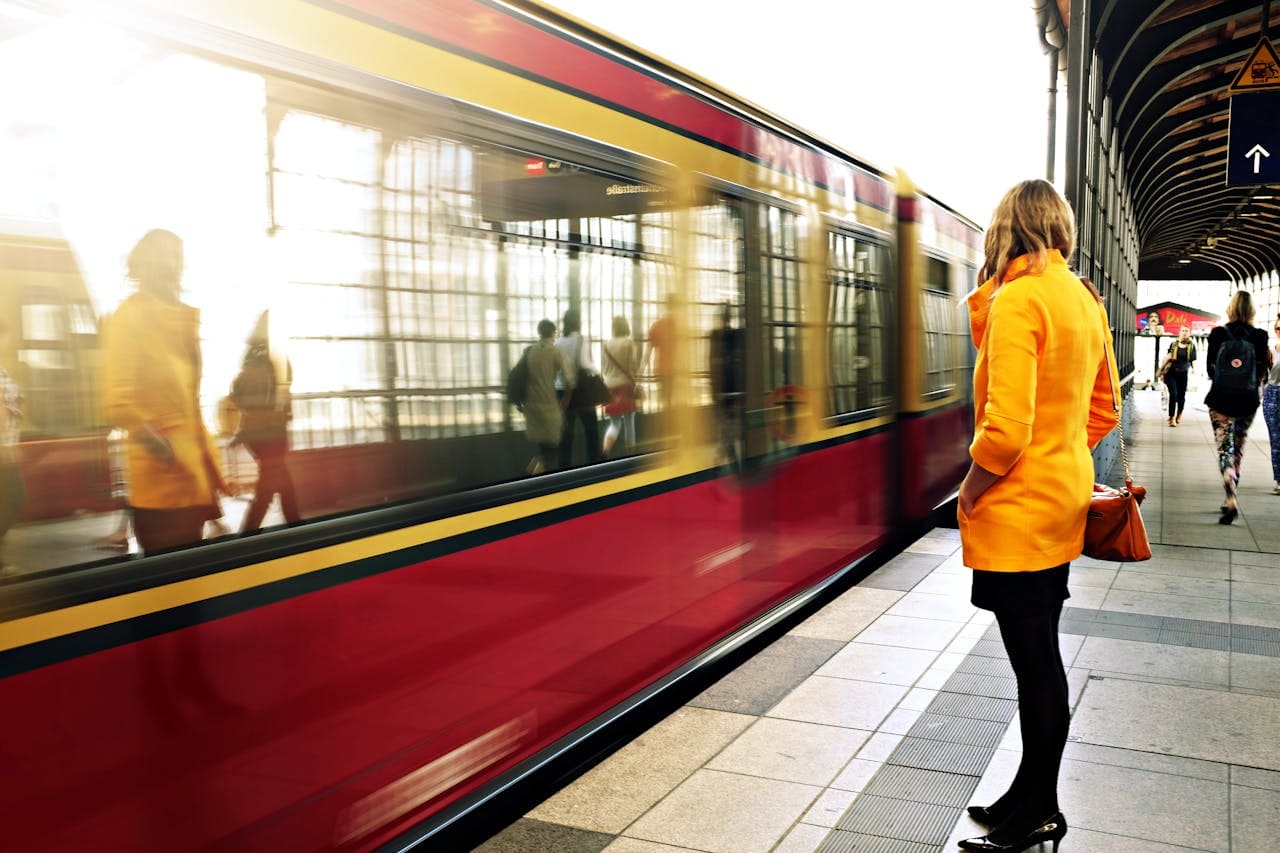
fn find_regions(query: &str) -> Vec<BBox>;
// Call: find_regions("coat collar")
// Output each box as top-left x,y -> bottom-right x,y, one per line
965,250 -> 1068,346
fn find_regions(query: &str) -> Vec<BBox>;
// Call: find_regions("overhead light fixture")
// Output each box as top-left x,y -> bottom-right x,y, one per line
1178,259 -> 1192,264
1241,212 -> 1260,217
1255,194 -> 1275,200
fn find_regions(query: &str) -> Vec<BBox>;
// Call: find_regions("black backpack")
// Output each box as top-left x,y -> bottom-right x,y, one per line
506,346 -> 532,406
1213,325 -> 1256,393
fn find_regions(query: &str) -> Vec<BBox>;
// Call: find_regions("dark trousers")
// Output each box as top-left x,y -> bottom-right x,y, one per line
992,598 -> 1069,828
242,437 -> 300,533
558,392 -> 601,469
1165,369 -> 1188,417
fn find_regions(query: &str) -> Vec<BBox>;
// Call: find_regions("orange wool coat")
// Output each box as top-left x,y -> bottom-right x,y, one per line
959,250 -> 1120,571
102,291 -> 227,511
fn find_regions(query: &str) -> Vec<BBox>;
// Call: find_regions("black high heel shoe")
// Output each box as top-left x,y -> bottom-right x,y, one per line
958,812 -> 1067,852
966,803 -> 1014,826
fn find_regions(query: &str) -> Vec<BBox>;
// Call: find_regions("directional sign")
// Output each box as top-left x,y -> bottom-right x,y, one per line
1226,91 -> 1280,186
1229,36 -> 1280,92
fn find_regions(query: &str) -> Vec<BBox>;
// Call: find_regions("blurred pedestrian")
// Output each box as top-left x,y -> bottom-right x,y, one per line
522,319 -> 571,475
642,294 -> 677,413
1263,314 -> 1280,495
556,308 -> 601,467
229,311 -> 300,533
709,302 -> 744,468
102,229 -> 229,553
94,428 -> 134,552
0,320 -> 26,576
1205,290 -> 1269,524
600,315 -> 640,457
1162,325 -> 1197,426
957,180 -> 1119,853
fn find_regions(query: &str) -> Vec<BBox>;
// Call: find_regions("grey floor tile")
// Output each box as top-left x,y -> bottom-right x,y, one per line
1231,563 -> 1280,585
1230,784 -> 1280,853
1102,588 -> 1230,622
766,676 -> 907,730
707,717 -> 870,786
855,614 -> 962,651
1062,741 -> 1228,782
1072,678 -> 1280,770
885,591 -> 976,622
529,707 -> 754,834
1233,580 -> 1280,605
1231,551 -> 1280,569
1073,636 -> 1229,685
1231,600 -> 1280,630
815,642 -> 938,686
772,823 -> 830,853
862,553 -> 949,591
603,840 -> 697,852
1232,765 -> 1280,792
1112,570 -> 1230,599
1230,651 -> 1280,692
476,818 -> 614,853
625,769 -> 820,853
1059,757 -> 1229,851
689,637 -> 846,715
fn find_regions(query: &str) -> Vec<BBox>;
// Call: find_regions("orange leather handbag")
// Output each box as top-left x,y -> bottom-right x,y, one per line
1083,302 -> 1152,562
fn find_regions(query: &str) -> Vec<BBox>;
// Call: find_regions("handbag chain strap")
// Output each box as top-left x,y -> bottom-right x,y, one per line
1096,300 -> 1132,488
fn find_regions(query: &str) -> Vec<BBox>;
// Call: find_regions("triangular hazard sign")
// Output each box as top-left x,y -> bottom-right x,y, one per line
1230,36 -> 1280,92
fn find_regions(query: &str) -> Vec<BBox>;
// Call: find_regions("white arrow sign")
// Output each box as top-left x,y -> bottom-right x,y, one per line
1246,143 -> 1272,173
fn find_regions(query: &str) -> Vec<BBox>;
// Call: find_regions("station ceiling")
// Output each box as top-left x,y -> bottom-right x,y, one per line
1073,1 -> 1280,281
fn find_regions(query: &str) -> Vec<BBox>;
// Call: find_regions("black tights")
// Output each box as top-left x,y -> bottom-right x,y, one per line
988,599 -> 1070,836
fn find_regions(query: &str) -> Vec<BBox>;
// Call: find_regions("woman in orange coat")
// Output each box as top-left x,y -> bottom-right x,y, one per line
956,180 -> 1119,853
103,229 -> 228,553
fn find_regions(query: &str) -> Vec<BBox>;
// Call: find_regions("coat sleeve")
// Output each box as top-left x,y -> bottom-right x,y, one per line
969,284 -> 1040,476
1086,304 -> 1121,450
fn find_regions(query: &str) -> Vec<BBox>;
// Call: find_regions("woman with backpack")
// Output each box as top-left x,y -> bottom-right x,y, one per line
1205,290 -> 1270,524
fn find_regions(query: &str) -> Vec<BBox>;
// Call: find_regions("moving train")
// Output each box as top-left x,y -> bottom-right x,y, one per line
0,1 -> 981,850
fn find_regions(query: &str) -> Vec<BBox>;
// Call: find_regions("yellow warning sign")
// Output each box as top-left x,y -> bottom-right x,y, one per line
1230,36 -> 1280,92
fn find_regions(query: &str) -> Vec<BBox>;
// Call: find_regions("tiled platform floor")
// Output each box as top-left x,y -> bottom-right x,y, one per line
479,388 -> 1280,852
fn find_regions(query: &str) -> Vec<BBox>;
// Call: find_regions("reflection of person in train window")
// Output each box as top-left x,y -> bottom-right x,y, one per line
102,229 -> 228,554
230,310 -> 300,533
0,320 -> 26,576
642,293 -> 677,412
709,302 -> 744,467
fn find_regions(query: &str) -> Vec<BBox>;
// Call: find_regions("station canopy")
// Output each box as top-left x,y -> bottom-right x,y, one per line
1080,1 -> 1280,281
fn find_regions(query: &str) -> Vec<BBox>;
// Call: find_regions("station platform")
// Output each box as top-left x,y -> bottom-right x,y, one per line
478,386 -> 1280,852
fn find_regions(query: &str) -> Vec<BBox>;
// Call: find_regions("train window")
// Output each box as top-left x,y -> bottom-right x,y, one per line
759,204 -> 802,394
689,199 -> 746,408
921,256 -> 965,396
828,231 -> 892,416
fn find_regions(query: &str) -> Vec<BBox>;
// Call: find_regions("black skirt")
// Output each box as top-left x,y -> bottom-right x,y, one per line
971,563 -> 1070,613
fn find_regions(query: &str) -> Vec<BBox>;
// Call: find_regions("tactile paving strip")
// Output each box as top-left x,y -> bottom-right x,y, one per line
889,738 -> 994,776
861,765 -> 981,807
835,794 -> 961,845
907,713 -> 1008,748
927,692 -> 1019,723
818,831 -> 937,853
940,671 -> 1020,701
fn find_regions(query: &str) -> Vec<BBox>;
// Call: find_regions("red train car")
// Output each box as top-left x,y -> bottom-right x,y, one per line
0,2 -> 980,850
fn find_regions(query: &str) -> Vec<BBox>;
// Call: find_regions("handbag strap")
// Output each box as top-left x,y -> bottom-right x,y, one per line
603,343 -> 635,384
1095,298 -> 1133,489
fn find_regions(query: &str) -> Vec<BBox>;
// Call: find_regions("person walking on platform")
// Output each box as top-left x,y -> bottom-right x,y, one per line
0,321 -> 26,577
229,311 -> 301,533
1205,291 -> 1270,524
103,229 -> 230,554
1162,325 -> 1196,426
956,179 -> 1119,853
522,319 -> 572,476
1263,314 -> 1280,495
556,308 -> 602,468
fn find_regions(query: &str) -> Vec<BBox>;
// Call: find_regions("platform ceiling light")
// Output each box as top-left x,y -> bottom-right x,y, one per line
1256,194 -> 1275,200
1178,259 -> 1192,264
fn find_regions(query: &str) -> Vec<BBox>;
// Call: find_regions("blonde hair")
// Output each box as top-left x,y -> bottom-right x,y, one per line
126,229 -> 183,291
980,179 -> 1076,289
1226,290 -> 1255,325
